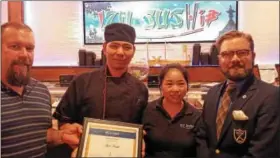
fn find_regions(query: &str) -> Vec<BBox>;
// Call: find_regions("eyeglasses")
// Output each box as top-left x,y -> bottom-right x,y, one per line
219,49 -> 251,59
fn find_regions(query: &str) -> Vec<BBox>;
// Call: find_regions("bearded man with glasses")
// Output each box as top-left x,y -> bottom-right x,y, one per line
198,30 -> 280,158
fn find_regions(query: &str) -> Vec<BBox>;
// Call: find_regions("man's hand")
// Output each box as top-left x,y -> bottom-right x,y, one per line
60,123 -> 83,149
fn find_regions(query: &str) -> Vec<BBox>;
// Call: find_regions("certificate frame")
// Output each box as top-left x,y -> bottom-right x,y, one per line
77,118 -> 143,157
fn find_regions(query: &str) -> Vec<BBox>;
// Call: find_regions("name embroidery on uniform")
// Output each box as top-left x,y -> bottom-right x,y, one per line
180,124 -> 194,129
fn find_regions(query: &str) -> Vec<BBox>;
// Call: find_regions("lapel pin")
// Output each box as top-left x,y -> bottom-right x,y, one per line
242,95 -> 247,99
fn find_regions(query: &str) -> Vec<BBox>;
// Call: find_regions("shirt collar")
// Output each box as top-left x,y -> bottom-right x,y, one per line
155,97 -> 194,115
1,82 -> 9,92
226,79 -> 246,91
1,78 -> 36,95
225,74 -> 255,96
102,66 -> 128,78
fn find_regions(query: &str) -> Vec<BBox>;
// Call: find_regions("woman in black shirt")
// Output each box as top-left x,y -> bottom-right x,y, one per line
142,63 -> 207,158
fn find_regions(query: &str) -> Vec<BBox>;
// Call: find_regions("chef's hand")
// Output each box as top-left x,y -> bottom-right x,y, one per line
60,123 -> 83,149
71,147 -> 78,158
142,130 -> 147,158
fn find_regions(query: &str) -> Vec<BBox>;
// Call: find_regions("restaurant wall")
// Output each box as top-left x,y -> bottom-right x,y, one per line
17,1 -> 280,66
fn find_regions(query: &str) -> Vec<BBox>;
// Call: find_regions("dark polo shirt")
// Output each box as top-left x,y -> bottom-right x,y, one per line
142,97 -> 202,158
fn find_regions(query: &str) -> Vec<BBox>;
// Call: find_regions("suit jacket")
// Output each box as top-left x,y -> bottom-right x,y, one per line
201,75 -> 280,158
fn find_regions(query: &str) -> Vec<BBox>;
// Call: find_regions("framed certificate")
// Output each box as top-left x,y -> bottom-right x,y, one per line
77,118 -> 143,157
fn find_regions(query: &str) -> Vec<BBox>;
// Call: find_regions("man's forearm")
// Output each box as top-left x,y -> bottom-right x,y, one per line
47,128 -> 64,146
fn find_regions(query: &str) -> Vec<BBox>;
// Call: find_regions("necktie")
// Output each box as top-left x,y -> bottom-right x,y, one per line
216,83 -> 236,140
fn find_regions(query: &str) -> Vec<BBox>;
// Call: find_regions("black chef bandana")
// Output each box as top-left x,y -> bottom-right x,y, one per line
104,23 -> 136,44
